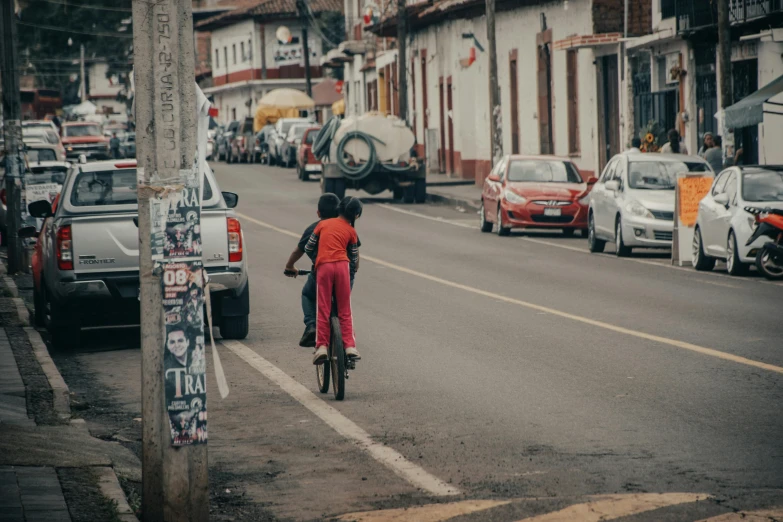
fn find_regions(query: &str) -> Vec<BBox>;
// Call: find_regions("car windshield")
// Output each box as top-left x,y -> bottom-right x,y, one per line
507,160 -> 582,183
23,123 -> 51,131
63,125 -> 101,137
292,126 -> 310,139
26,149 -> 57,162
125,134 -> 135,143
742,170 -> 783,202
71,169 -> 214,206
628,161 -> 708,190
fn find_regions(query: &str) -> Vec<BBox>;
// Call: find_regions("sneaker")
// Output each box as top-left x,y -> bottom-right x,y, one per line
299,325 -> 316,347
345,347 -> 361,360
312,346 -> 328,365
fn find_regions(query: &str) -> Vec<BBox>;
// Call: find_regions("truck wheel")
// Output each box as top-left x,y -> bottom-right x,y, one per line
393,187 -> 404,200
403,185 -> 415,204
414,179 -> 427,204
333,178 -> 346,200
220,315 -> 249,340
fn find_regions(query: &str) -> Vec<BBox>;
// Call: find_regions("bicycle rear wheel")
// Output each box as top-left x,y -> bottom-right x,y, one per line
316,355 -> 330,393
330,316 -> 345,401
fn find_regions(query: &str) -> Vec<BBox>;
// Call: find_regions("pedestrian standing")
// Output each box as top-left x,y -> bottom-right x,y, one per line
698,132 -> 714,157
705,135 -> 725,173
660,129 -> 689,155
627,137 -> 642,153
110,132 -> 121,159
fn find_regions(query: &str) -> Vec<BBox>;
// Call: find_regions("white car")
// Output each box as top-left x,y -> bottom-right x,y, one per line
692,166 -> 783,275
588,152 -> 713,256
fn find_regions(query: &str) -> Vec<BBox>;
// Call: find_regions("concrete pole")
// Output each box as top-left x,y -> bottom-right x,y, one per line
80,44 -> 86,102
298,0 -> 312,97
485,0 -> 502,165
0,0 -> 25,274
132,1 -> 207,520
396,0 -> 408,126
717,0 -> 733,111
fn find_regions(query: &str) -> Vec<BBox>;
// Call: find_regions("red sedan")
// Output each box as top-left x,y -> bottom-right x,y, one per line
296,127 -> 322,182
480,155 -> 597,237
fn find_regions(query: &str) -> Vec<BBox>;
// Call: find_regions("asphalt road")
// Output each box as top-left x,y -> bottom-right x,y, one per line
57,162 -> 783,521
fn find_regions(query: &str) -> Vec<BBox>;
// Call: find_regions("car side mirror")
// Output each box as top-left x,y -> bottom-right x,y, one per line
713,192 -> 729,207
17,226 -> 37,238
587,176 -> 599,185
28,200 -> 53,218
488,174 -> 500,182
605,180 -> 620,192
222,191 -> 238,208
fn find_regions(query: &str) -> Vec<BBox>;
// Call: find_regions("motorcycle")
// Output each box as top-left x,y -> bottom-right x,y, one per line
745,206 -> 783,280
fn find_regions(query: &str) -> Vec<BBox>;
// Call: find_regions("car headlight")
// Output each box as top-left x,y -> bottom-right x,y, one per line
66,146 -> 73,151
503,189 -> 527,204
625,199 -> 653,218
578,194 -> 591,205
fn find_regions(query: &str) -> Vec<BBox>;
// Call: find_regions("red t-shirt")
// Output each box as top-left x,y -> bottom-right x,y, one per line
312,218 -> 359,268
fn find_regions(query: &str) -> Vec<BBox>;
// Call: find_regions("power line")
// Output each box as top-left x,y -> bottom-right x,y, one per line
27,0 -> 132,12
17,20 -> 133,38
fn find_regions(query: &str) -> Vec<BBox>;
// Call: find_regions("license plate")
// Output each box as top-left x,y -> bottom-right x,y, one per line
544,208 -> 562,217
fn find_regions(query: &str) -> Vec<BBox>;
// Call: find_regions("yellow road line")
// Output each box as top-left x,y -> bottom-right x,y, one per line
237,212 -> 783,376
515,493 -> 709,522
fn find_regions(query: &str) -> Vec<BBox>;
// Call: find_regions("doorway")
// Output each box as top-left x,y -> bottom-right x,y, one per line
439,77 -> 446,173
510,51 -> 519,154
597,54 -> 620,171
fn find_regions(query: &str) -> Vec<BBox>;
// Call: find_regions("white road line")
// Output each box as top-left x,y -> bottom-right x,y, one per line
515,493 -> 709,522
220,339 -> 461,497
375,204 -> 783,288
236,211 -> 783,376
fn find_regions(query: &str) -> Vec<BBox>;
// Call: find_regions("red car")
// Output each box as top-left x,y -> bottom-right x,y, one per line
480,155 -> 597,237
296,127 -> 322,182
61,122 -> 110,160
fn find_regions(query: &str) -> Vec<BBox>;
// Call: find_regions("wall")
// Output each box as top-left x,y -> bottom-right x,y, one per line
212,19 -> 256,82
593,0 -> 652,36
757,39 -> 783,164
87,62 -> 125,116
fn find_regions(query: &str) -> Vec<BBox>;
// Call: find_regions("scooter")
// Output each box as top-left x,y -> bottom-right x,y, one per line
745,206 -> 783,280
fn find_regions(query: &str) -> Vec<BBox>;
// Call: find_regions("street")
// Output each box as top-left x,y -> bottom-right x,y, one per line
54,161 -> 783,521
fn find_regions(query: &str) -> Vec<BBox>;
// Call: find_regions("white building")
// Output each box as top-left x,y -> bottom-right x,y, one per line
86,60 -> 127,117
196,0 -> 343,124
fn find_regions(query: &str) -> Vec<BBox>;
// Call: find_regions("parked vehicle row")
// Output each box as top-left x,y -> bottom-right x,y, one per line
479,152 -> 783,280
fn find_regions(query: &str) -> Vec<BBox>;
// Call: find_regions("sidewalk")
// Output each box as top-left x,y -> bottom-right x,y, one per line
426,172 -> 482,211
0,260 -> 139,522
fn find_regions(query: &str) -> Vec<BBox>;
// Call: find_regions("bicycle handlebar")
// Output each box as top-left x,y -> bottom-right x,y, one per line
284,269 -> 311,277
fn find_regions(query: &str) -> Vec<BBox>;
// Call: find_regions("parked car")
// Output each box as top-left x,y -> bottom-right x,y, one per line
251,125 -> 275,164
22,120 -> 59,135
588,152 -> 712,256
480,155 -> 596,237
693,165 -> 783,275
24,143 -> 62,163
270,117 -> 311,165
28,159 -> 249,348
120,132 -> 136,158
218,120 -> 239,161
61,122 -> 110,161
281,123 -> 318,168
297,127 -> 323,181
228,117 -> 255,163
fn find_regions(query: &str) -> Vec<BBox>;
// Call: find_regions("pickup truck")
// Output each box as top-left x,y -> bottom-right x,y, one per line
61,122 -> 110,161
28,159 -> 249,349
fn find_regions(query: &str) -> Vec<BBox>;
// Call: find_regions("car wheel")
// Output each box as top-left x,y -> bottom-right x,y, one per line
692,226 -> 716,271
726,230 -> 748,276
562,228 -> 575,238
220,314 -> 249,340
615,218 -> 631,257
496,206 -> 510,236
393,187 -> 404,200
480,201 -> 493,233
588,213 -> 605,253
301,168 -> 310,182
45,289 -> 80,350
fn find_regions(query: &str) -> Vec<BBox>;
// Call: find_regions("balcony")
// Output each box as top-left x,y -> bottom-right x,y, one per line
675,0 -> 783,33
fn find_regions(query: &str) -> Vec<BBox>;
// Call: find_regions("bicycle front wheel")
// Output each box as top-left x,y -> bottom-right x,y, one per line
330,316 -> 345,401
316,356 -> 330,393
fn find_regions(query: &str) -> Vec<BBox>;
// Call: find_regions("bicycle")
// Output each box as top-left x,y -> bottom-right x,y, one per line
286,269 -> 356,400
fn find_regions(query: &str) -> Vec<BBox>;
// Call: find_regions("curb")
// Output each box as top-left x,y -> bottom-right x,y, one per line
426,190 -> 482,212
96,466 -> 139,522
24,327 -> 71,420
3,276 -> 19,297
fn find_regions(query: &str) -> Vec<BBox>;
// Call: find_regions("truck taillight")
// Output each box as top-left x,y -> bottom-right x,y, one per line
56,225 -> 73,270
227,218 -> 242,262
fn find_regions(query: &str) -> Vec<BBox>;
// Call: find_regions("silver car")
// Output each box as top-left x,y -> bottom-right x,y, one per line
28,159 -> 249,348
588,152 -> 713,256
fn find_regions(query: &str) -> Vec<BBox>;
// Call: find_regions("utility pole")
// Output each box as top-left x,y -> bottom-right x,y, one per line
297,0 -> 312,97
132,1 -> 207,520
0,0 -> 25,274
80,44 -> 86,102
717,0 -> 733,162
485,0 -> 502,165
396,0 -> 408,125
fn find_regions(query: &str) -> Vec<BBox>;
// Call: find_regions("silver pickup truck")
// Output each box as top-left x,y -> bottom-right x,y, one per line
28,159 -> 249,349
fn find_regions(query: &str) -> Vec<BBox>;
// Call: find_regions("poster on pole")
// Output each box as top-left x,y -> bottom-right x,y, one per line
672,174 -> 715,266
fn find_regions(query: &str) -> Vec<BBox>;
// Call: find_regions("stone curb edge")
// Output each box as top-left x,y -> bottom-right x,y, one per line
426,190 -> 482,213
97,466 -> 139,522
23,327 -> 71,420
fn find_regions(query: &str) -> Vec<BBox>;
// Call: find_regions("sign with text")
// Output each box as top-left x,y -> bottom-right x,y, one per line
673,174 -> 715,266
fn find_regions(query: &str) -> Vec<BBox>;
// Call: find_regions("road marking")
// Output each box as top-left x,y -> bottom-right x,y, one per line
697,507 -> 783,521
236,212 -> 783,375
375,204 -> 783,288
220,339 -> 461,497
515,493 -> 708,522
337,499 -> 511,521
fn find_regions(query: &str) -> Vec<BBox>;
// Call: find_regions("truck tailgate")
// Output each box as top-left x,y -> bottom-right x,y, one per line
201,209 -> 229,270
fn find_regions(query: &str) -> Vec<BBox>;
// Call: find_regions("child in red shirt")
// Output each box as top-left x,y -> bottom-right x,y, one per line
304,197 -> 362,365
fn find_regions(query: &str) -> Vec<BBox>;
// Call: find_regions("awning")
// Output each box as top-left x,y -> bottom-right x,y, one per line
724,73 -> 783,129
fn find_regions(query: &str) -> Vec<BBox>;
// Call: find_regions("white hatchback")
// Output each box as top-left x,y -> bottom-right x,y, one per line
693,166 -> 783,275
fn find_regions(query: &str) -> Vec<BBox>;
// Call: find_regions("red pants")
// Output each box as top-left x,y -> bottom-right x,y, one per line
315,261 -> 355,349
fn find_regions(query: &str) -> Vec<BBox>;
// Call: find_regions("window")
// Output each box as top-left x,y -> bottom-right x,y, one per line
613,158 -> 626,184
231,108 -> 236,120
215,49 -> 219,68
248,40 -> 252,61
241,42 -> 245,62
628,161 -> 709,190
223,47 -> 228,70
232,44 -> 237,64
742,169 -> 783,202
71,169 -> 138,206
600,159 -> 617,183
725,172 -> 738,204
566,50 -> 580,154
26,149 -> 57,162
712,170 -> 731,195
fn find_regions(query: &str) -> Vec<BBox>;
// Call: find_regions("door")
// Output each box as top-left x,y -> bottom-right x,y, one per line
701,170 -> 732,256
597,55 -> 620,171
607,157 -> 626,239
593,158 -> 617,237
438,77 -> 446,174
510,54 -> 520,154
447,77 -> 454,175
